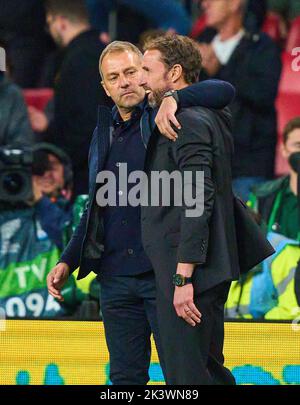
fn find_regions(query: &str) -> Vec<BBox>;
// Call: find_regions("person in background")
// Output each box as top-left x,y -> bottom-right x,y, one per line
0,0 -> 51,88
196,0 -> 281,202
0,43 -> 33,146
86,0 -> 191,44
226,117 -> 300,321
138,29 -> 167,51
31,143 -> 74,251
249,118 -> 300,241
244,0 -> 267,32
33,144 -> 99,320
0,142 -> 82,319
28,0 -> 112,197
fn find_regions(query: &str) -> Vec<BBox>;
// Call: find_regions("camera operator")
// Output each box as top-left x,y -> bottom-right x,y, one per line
0,144 -> 85,319
29,143 -> 73,250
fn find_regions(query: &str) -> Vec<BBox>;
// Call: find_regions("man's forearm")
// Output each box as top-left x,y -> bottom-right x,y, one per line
177,79 -> 235,110
59,205 -> 88,273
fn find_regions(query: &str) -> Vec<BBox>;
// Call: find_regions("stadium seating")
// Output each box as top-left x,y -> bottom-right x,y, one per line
275,52 -> 300,175
276,52 -> 300,133
276,93 -> 300,135
190,14 -> 206,39
278,52 -> 300,94
262,13 -> 281,44
23,88 -> 54,111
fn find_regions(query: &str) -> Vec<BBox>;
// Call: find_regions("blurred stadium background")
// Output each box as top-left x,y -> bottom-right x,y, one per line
1,0 -> 300,385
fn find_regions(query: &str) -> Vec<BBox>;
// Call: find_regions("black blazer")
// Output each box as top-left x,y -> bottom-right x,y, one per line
141,106 -> 240,296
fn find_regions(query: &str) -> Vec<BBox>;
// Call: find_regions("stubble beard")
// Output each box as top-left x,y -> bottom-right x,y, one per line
148,87 -> 170,108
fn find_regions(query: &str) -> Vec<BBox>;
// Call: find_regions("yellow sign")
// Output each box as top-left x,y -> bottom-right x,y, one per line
1,320 -> 300,385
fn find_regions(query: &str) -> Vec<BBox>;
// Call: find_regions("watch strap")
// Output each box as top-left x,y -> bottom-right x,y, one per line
163,89 -> 179,104
173,274 -> 193,287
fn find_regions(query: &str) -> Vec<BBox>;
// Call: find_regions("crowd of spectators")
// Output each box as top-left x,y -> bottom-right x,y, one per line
197,0 -> 282,201
226,117 -> 300,320
0,0 -> 299,321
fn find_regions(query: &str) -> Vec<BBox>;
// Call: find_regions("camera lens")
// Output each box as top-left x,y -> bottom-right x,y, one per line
3,172 -> 24,195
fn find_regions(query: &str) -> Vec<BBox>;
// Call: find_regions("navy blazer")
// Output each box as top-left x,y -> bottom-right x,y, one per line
60,79 -> 235,279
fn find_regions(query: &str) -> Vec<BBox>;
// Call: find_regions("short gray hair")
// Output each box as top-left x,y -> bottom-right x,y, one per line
99,41 -> 143,80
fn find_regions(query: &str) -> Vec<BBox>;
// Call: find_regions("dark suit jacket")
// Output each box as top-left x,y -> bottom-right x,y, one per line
141,106 -> 240,296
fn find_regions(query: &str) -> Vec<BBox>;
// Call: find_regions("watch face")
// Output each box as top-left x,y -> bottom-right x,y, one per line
173,274 -> 184,287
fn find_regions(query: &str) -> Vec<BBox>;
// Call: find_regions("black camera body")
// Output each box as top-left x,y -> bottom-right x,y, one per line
0,146 -> 33,203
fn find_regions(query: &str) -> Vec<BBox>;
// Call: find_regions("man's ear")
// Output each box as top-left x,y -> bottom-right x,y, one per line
170,64 -> 183,84
231,0 -> 243,14
101,80 -> 111,98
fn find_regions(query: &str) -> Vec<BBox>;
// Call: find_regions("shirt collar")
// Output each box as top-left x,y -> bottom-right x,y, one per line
214,29 -> 245,46
212,29 -> 245,65
112,97 -> 147,128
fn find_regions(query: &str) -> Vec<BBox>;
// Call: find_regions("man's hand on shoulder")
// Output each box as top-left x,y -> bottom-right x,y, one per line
155,95 -> 181,141
47,262 -> 70,302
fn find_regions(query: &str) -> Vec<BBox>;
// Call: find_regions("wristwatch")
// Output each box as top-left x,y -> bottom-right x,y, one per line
173,273 -> 193,287
163,89 -> 179,104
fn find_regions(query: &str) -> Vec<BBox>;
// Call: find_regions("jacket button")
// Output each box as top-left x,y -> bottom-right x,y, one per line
128,249 -> 134,255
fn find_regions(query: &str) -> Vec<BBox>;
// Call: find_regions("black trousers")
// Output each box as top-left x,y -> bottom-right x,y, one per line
99,271 -> 165,385
155,280 -> 236,385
